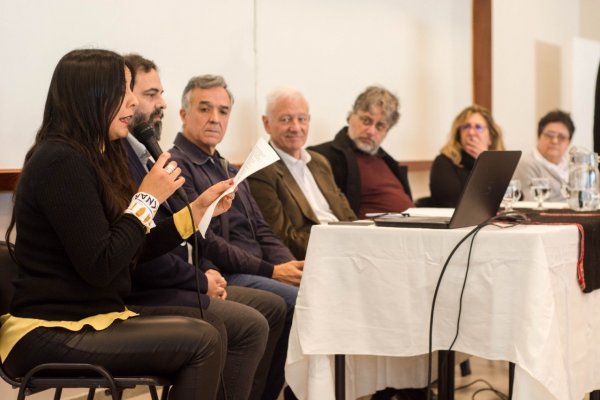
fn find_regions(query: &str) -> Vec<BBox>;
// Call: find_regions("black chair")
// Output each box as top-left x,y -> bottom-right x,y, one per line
0,241 -> 172,400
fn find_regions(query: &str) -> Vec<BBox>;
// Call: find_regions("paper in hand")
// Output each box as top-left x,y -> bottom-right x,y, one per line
198,137 -> 280,237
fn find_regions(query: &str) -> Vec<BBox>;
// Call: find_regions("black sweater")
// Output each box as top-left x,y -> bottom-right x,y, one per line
10,141 -> 183,321
429,151 -> 475,208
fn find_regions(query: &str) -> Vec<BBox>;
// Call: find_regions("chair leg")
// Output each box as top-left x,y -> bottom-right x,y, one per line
508,362 -> 515,400
149,385 -> 159,400
53,388 -> 63,400
87,388 -> 95,400
590,390 -> 600,400
437,350 -> 455,400
104,388 -> 122,400
160,385 -> 170,400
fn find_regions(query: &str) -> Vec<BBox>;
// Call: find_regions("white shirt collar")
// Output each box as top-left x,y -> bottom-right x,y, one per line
126,134 -> 151,165
271,143 -> 311,167
270,141 -> 338,223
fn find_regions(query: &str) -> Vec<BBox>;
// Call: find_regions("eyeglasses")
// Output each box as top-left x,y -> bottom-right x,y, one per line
541,131 -> 570,142
459,123 -> 487,133
356,114 -> 389,133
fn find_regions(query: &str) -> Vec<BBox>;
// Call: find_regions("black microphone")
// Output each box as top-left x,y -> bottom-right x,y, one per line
131,121 -> 188,203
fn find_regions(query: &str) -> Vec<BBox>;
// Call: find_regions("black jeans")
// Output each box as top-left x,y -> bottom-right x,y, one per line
222,286 -> 286,400
127,285 -> 286,399
4,306 -> 223,400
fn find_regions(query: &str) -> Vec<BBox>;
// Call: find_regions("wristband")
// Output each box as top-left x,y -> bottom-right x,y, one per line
124,192 -> 159,232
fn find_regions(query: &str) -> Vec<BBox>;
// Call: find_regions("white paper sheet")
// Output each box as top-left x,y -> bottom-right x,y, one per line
403,207 -> 455,218
198,138 -> 280,237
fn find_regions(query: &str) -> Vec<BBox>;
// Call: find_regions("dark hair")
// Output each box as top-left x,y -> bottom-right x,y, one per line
537,109 -> 575,139
123,53 -> 157,74
6,49 -> 137,245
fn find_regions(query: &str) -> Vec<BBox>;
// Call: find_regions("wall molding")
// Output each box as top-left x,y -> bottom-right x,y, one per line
0,170 -> 20,192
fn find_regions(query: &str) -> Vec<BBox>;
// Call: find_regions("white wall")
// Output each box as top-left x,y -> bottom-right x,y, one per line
568,37 -> 600,150
0,0 -> 471,168
492,0 -> 582,152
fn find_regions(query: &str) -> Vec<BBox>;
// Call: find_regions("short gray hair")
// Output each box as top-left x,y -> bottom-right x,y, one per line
181,74 -> 234,111
264,86 -> 308,116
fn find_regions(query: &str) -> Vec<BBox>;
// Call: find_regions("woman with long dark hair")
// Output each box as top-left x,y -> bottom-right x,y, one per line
1,49 -> 234,399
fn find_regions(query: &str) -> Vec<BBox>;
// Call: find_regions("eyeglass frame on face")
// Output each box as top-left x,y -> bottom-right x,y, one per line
540,130 -> 570,143
355,112 -> 389,133
459,123 -> 487,134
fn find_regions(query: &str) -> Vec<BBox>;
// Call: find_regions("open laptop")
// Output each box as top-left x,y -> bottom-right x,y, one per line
374,150 -> 522,229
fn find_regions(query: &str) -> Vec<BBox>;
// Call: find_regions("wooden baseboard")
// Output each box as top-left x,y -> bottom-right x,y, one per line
0,169 -> 20,192
402,160 -> 432,172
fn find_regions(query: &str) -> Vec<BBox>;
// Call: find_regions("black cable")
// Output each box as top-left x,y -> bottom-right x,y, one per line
427,216 -> 521,400
456,377 -> 508,399
472,386 -> 508,400
426,217 -> 497,400
455,378 -> 494,391
186,202 -> 227,400
187,203 -> 204,320
447,223 -> 484,352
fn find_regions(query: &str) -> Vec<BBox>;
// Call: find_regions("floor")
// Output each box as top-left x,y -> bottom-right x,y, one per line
349,357 -> 509,400
107,356 -> 592,400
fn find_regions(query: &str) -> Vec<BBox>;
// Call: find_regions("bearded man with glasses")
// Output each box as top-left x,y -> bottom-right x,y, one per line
513,109 -> 575,202
309,86 -> 414,218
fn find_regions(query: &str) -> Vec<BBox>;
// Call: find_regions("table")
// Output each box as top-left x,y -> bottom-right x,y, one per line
285,223 -> 600,399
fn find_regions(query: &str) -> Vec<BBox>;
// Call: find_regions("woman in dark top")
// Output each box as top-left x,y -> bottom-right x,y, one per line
1,49 -> 234,400
429,105 -> 505,207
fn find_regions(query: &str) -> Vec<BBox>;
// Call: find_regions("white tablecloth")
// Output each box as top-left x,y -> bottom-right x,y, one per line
285,224 -> 600,399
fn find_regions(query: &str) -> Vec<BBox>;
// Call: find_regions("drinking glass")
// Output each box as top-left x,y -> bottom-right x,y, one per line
530,177 -> 551,210
503,179 -> 522,212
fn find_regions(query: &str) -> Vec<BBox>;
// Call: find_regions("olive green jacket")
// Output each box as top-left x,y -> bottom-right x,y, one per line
248,150 -> 356,259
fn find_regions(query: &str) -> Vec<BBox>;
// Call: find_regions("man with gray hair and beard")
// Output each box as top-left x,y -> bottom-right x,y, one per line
309,86 -> 414,219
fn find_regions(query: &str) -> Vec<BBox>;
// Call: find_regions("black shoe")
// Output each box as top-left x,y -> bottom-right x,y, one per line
372,388 -> 398,399
373,388 -> 436,400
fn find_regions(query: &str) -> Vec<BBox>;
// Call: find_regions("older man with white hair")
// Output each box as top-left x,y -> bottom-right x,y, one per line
249,87 -> 356,260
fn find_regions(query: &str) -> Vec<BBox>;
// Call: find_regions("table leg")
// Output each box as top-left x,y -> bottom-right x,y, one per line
335,354 -> 345,400
437,350 -> 455,400
508,362 -> 514,400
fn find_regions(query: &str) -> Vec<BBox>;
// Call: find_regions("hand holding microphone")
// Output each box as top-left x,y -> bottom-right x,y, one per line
131,119 -> 234,223
131,120 -> 189,202
138,152 -> 185,204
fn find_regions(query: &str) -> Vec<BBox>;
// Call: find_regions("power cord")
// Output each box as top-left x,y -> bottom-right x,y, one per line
186,202 -> 228,400
426,215 -> 522,400
455,378 -> 508,400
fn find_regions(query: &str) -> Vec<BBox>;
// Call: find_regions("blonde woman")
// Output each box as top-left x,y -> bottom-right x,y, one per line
429,105 -> 505,207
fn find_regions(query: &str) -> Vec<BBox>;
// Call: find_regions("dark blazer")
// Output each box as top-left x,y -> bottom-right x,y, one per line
122,139 -> 210,309
308,127 -> 412,214
169,133 -> 295,278
248,150 -> 356,259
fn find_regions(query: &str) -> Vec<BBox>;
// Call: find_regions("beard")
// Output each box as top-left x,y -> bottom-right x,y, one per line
352,137 -> 379,155
148,109 -> 164,140
129,109 -> 163,141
